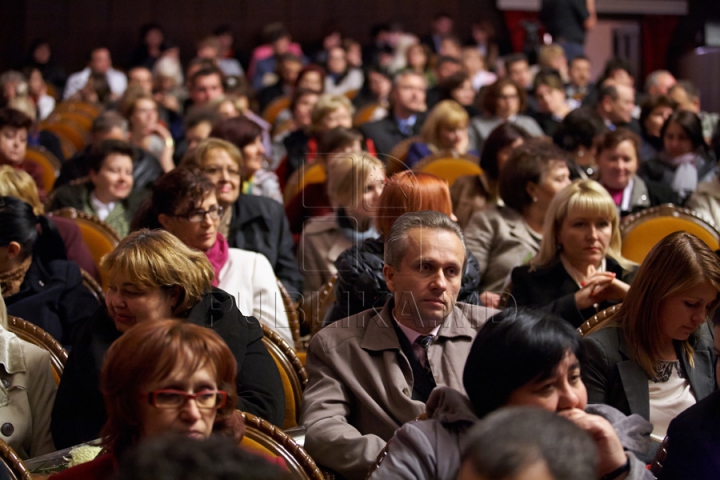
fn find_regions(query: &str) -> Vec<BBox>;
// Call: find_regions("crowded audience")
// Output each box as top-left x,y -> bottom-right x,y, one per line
1,12 -> 720,480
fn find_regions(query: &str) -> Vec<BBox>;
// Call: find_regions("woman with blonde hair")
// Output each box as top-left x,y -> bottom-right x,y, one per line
51,229 -> 285,449
583,231 -> 720,443
181,138 -> 303,298
298,152 -> 384,299
511,179 -> 636,327
405,100 -> 477,168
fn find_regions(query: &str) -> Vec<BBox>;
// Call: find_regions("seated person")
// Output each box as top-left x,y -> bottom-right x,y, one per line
133,168 -> 292,345
370,308 -> 653,480
469,78 -> 544,153
298,153 -> 384,300
324,45 -> 364,96
595,128 -> 679,216
511,180 -> 635,327
300,211 -> 497,480
464,140 -> 571,307
49,140 -> 146,238
458,407 -> 598,480
639,110 -> 717,204
531,70 -> 573,137
552,107 -> 606,180
285,126 -> 363,236
405,100 -> 477,168
210,116 -> 282,204
638,95 -> 675,162
325,171 -> 482,325
451,122 -> 530,229
181,138 -> 303,299
0,291 -> 56,459
6,95 -> 63,162
270,88 -> 320,170
52,320 -> 245,479
659,311 -> 720,480
0,197 -> 99,347
436,72 -> 479,117
583,231 -> 718,443
0,108 -> 47,199
0,166 -> 100,281
50,229 -> 285,449
55,110 -> 163,191
120,88 -> 175,172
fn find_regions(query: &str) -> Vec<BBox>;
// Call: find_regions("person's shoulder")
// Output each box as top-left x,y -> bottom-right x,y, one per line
584,325 -> 623,350
360,115 -> 393,133
302,214 -> 340,235
309,308 -> 382,351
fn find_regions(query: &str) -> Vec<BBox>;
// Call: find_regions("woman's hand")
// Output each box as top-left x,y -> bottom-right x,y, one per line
480,291 -> 501,309
557,408 -> 628,479
574,272 -> 630,310
150,123 -> 175,173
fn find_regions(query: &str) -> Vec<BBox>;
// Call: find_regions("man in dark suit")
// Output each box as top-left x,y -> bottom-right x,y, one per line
594,82 -> 641,134
421,12 -> 454,54
359,71 -> 427,161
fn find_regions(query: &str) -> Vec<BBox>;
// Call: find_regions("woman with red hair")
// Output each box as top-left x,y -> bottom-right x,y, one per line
323,171 -> 481,325
52,319 -> 244,479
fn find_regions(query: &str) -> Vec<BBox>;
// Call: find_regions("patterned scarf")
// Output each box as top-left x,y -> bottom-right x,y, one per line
0,257 -> 32,298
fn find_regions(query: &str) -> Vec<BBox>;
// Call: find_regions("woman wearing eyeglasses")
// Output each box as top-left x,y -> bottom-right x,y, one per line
132,167 -> 292,344
51,229 -> 285,449
52,320 -> 246,479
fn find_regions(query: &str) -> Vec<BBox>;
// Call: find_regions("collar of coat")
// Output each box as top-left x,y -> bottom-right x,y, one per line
359,299 -> 479,352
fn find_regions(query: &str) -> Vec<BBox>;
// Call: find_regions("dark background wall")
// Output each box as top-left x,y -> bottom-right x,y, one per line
1,0 -> 504,72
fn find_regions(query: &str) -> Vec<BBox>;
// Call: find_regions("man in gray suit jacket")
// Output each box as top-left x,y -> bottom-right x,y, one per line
300,211 -> 497,480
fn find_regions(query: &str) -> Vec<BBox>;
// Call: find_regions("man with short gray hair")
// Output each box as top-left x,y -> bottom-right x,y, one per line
301,211 -> 497,480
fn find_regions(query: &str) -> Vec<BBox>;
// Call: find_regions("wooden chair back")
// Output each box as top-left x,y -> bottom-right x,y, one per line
283,163 -> 327,206
46,111 -> 93,131
7,316 -> 68,385
262,96 -> 291,125
39,119 -> 90,151
239,411 -> 324,480
620,204 -> 720,264
80,268 -> 105,304
24,146 -> 61,192
48,208 -> 121,289
0,438 -> 31,480
276,279 -> 301,347
305,274 -> 338,337
385,136 -> 420,177
353,103 -> 382,127
53,101 -> 101,119
344,89 -> 359,100
650,436 -> 669,477
577,304 -> 622,337
413,154 -> 482,187
260,324 -> 308,429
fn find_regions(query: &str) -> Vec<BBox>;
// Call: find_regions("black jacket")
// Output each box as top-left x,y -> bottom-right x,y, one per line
582,323 -> 715,422
510,256 -> 636,328
359,112 -> 426,159
660,389 -> 720,480
228,194 -> 303,300
50,288 -> 286,449
324,237 -> 482,325
5,257 -> 100,347
55,145 -> 163,191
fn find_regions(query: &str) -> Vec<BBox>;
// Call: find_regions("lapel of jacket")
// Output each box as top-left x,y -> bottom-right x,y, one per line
503,208 -> 541,255
679,324 -> 715,401
617,339 -> 651,420
629,178 -> 650,210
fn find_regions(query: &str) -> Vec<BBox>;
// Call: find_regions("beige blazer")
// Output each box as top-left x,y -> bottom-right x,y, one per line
300,300 -> 498,480
0,329 -> 56,459
464,205 -> 541,293
297,214 -> 354,298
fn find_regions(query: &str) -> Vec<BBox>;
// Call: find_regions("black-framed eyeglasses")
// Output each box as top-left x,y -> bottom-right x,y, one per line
174,206 -> 224,223
141,389 -> 228,410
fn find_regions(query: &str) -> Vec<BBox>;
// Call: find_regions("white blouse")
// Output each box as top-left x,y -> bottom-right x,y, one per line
648,360 -> 697,442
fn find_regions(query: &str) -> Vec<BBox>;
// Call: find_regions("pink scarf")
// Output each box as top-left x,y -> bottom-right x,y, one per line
205,233 -> 229,287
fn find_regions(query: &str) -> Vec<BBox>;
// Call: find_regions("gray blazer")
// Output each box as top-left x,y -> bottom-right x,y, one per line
582,323 -> 716,421
464,205 -> 541,293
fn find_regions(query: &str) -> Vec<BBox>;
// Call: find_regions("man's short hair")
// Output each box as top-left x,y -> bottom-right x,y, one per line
504,53 -> 528,71
461,406 -> 598,480
91,111 -> 129,135
262,22 -> 290,44
644,69 -> 672,93
190,66 -> 224,88
392,70 -> 426,88
598,84 -> 620,103
0,108 -> 32,131
184,106 -> 221,131
569,55 -> 590,67
671,80 -> 700,102
435,55 -> 462,70
88,139 -> 134,173
116,434 -> 291,480
384,210 -> 466,269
